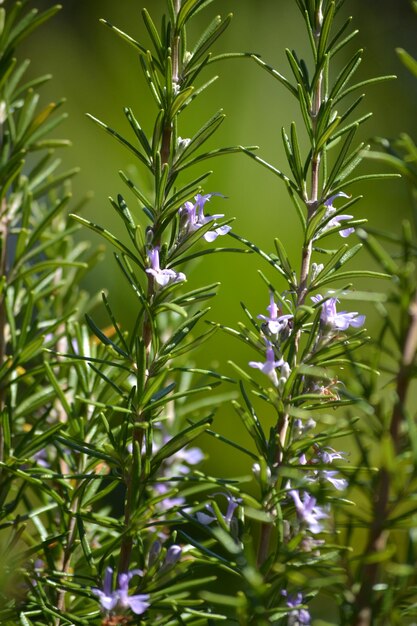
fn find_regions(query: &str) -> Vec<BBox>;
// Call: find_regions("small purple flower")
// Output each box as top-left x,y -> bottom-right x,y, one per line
312,294 -> 365,330
323,192 -> 355,238
301,447 -> 347,491
196,492 -> 241,527
318,447 -> 347,464
33,448 -> 50,468
161,545 -> 182,570
319,469 -> 347,491
316,447 -> 348,490
175,446 -> 205,470
146,245 -> 185,287
258,292 -> 293,335
249,344 -> 285,387
179,193 -> 231,242
153,482 -> 185,510
288,488 -> 328,534
92,567 -> 150,615
283,591 -> 311,625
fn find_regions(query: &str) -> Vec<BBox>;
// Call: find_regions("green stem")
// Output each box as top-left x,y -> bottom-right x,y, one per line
118,2 -> 182,576
256,4 -> 325,570
352,290 -> 417,625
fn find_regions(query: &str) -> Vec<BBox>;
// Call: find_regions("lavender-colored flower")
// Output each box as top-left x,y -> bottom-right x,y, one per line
196,492 -> 241,527
161,544 -> 182,569
319,469 -> 347,491
293,418 -> 316,438
258,292 -> 293,335
146,245 -> 185,287
283,591 -> 311,625
33,448 -> 50,468
92,567 -> 150,615
249,344 -> 285,387
319,447 -> 347,464
175,446 -> 205,470
288,489 -> 328,534
153,482 -> 185,510
312,294 -> 365,330
179,192 -> 231,242
300,447 -> 347,491
317,447 -> 348,490
323,191 -> 354,238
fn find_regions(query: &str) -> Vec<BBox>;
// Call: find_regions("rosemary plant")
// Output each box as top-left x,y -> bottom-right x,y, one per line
3,1 -> 417,626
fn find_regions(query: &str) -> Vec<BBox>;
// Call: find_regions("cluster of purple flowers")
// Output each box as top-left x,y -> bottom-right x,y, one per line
179,192 -> 231,242
92,568 -> 150,616
93,541 -> 183,617
145,192 -> 230,289
283,591 -> 311,625
247,286 -> 362,623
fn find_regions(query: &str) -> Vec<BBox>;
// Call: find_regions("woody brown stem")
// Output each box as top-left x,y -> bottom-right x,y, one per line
352,292 -> 417,625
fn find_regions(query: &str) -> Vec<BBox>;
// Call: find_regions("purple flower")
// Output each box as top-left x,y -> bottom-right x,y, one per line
288,489 -> 328,534
312,294 -> 365,330
153,482 -> 185,510
318,447 -> 347,464
301,447 -> 347,491
92,567 -> 150,615
323,192 -> 354,238
146,245 -> 185,287
196,492 -> 241,527
316,447 -> 348,491
175,446 -> 204,470
179,193 -> 231,242
258,292 -> 293,335
33,448 -> 50,468
319,470 -> 347,491
249,344 -> 285,387
283,591 -> 311,625
161,545 -> 182,570
147,540 -> 182,573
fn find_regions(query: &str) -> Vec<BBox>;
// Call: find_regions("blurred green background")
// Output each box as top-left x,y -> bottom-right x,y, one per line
19,0 -> 417,476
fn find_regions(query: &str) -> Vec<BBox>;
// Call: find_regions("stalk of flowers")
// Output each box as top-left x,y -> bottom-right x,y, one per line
211,0 -> 391,621
70,0 -> 253,622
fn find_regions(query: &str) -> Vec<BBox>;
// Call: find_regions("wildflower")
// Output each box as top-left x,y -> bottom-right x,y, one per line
179,193 -> 231,242
293,418 -> 316,438
288,488 -> 328,534
33,448 -> 50,468
175,446 -> 204,470
196,492 -> 241,527
92,567 -> 150,615
160,544 -> 182,570
312,294 -> 365,330
323,191 -> 354,238
318,447 -> 347,464
153,482 -> 185,511
177,136 -> 191,149
146,245 -> 185,287
316,446 -> 348,491
282,591 -> 311,625
319,470 -> 347,491
257,292 -> 293,335
249,344 -> 285,387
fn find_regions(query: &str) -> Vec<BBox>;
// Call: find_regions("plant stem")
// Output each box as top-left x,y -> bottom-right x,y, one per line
257,5 -> 325,570
352,291 -> 417,625
117,3 -> 182,576
0,198 -> 8,469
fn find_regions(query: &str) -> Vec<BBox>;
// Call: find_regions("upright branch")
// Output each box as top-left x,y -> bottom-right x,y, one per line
223,0 -> 394,621
76,1 -> 250,621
